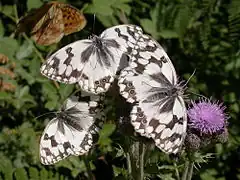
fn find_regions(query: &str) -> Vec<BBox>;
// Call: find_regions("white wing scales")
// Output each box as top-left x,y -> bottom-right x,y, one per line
40,25 -> 143,94
118,33 -> 187,154
40,93 -> 105,165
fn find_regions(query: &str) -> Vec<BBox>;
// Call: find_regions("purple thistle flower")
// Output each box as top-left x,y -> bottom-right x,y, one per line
187,99 -> 228,134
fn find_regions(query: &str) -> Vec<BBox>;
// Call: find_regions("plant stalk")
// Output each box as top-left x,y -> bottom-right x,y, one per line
83,156 -> 94,180
128,141 -> 145,180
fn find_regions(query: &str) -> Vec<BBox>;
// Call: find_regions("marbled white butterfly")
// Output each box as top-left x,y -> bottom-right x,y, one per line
40,92 -> 105,165
118,29 -> 187,154
40,25 -> 142,94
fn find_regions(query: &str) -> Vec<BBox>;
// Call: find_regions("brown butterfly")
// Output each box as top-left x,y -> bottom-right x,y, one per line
16,1 -> 87,45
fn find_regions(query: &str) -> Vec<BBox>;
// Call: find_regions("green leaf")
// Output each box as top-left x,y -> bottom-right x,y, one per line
15,66 -> 36,85
27,0 -> 43,10
140,19 -> 157,37
58,84 -> 75,100
0,20 -> 4,37
85,2 -> 113,16
0,155 -> 13,180
0,92 -> 12,100
19,86 -> 30,98
0,37 -> 19,58
40,169 -> 48,180
0,5 -> 14,18
14,168 -> 28,180
44,100 -> 58,110
158,30 -> 179,39
16,41 -> 34,60
99,123 -> 116,138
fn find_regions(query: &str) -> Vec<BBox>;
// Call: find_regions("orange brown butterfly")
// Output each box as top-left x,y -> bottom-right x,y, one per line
16,1 -> 87,46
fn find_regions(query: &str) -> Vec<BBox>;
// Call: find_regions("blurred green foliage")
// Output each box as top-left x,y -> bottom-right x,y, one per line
0,0 -> 239,179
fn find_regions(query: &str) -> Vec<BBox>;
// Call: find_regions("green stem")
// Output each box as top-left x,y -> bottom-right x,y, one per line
186,162 -> 194,180
174,162 -> 180,180
126,152 -> 132,176
139,142 -> 145,180
181,160 -> 189,180
83,156 -> 94,180
128,141 -> 145,180
181,152 -> 195,180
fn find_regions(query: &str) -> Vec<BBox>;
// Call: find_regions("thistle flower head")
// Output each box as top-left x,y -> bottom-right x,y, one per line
187,98 -> 228,134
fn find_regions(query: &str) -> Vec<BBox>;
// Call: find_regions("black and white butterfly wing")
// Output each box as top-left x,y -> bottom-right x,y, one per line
118,36 -> 187,153
40,93 -> 105,165
40,25 -> 142,94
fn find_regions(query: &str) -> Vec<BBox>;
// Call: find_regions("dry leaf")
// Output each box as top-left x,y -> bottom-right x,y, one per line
0,54 -> 9,64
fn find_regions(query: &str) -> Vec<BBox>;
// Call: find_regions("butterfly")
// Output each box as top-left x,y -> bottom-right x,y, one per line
16,1 -> 86,46
40,92 -> 105,165
118,30 -> 187,154
40,24 -> 143,94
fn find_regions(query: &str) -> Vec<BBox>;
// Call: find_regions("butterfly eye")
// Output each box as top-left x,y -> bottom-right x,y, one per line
95,81 -> 100,85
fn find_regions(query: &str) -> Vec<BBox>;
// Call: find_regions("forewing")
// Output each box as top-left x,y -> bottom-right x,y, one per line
16,2 -> 53,34
40,118 -> 93,165
31,3 -> 65,45
40,40 -> 93,84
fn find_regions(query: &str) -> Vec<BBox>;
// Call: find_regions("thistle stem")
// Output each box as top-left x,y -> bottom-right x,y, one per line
174,162 -> 180,180
139,142 -> 145,180
126,152 -> 132,176
128,141 -> 145,180
181,161 -> 189,180
83,156 -> 94,180
187,162 -> 194,180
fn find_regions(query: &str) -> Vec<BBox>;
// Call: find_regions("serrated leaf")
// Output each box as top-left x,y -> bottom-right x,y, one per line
0,155 -> 13,180
16,41 -> 34,60
40,169 -> 48,180
0,37 -> 19,58
14,168 -> 28,180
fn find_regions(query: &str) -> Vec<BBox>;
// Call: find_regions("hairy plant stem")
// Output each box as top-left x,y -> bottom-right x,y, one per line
174,162 -> 180,180
83,156 -> 94,180
126,152 -> 132,176
187,162 -> 194,180
181,152 -> 194,180
128,141 -> 145,180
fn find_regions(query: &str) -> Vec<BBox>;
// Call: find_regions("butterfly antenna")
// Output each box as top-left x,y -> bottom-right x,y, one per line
92,14 -> 96,34
34,111 -> 61,120
183,69 -> 196,87
187,91 -> 209,100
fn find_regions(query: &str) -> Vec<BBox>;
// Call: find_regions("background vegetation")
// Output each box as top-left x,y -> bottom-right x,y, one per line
0,0 -> 239,179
